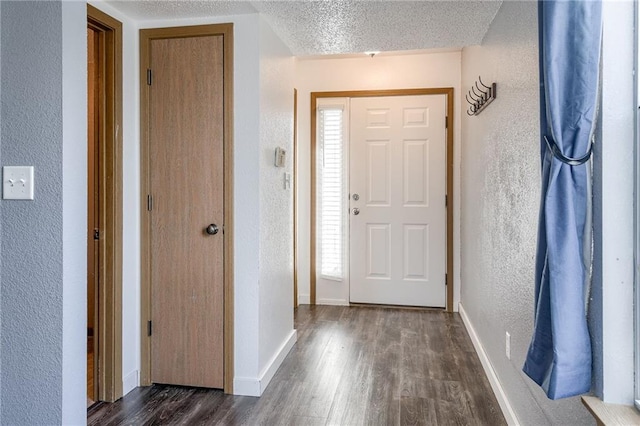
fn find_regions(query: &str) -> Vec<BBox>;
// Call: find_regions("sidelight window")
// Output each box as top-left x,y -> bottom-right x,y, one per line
317,99 -> 349,281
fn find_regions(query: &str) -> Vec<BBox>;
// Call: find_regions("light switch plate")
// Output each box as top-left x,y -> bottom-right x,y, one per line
3,166 -> 34,200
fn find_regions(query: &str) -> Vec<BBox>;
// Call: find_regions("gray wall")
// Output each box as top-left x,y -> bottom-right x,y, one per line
460,2 -> 593,425
0,1 -> 86,423
1,1 -> 63,423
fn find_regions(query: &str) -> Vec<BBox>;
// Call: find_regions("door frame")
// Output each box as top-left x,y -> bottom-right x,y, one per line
87,5 -> 124,402
139,24 -> 235,393
310,88 -> 454,312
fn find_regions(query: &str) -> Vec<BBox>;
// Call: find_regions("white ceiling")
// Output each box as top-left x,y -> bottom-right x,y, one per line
106,0 -> 503,56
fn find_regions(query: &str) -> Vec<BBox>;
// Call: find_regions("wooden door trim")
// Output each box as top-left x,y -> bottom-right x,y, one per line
310,88 -> 455,312
87,4 -> 124,402
139,23 -> 234,394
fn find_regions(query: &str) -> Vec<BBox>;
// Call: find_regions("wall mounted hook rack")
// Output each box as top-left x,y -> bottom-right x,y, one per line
466,76 -> 497,116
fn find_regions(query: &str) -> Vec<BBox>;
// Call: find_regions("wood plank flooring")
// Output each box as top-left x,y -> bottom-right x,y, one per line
88,305 -> 505,425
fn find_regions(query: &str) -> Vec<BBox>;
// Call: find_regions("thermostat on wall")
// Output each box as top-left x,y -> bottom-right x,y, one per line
275,147 -> 286,167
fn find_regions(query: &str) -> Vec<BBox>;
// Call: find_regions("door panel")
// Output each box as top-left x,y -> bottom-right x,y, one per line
367,224 -> 390,278
149,35 -> 224,388
404,141 -> 428,206
404,224 -> 428,280
367,142 -> 390,205
349,95 -> 446,307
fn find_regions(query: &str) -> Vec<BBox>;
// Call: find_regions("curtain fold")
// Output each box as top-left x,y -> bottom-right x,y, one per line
523,0 -> 602,400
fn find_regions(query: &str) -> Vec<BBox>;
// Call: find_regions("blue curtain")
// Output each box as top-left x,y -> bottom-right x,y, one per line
523,0 -> 602,400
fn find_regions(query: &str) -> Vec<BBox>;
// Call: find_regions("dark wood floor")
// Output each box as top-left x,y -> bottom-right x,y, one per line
88,305 -> 505,425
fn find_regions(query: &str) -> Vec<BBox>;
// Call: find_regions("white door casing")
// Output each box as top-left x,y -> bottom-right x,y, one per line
349,95 -> 447,307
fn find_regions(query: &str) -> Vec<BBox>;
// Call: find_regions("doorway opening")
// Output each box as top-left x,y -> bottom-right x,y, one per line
310,88 -> 455,311
87,5 -> 123,404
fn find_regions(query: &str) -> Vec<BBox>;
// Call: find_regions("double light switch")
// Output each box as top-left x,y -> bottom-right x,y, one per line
3,166 -> 34,200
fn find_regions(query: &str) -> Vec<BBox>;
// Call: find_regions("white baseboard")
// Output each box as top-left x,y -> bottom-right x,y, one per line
317,298 -> 349,306
122,370 -> 139,396
297,296 -> 349,306
259,329 -> 297,394
298,294 -> 310,305
458,303 -> 520,426
233,329 -> 298,397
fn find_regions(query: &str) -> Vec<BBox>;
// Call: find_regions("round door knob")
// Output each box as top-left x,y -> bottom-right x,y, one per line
352,208 -> 360,215
206,224 -> 219,235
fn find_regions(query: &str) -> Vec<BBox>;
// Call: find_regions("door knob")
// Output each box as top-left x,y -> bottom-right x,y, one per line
205,224 -> 219,235
352,193 -> 360,201
352,208 -> 360,215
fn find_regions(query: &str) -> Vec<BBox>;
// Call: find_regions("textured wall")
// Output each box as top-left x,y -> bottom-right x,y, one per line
0,2 -> 86,422
460,2 -> 593,425
1,2 -> 64,423
228,15 -> 262,390
257,16 -> 295,378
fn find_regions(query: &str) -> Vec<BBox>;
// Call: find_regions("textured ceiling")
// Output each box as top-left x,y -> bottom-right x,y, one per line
106,1 -> 503,56
107,1 -> 259,20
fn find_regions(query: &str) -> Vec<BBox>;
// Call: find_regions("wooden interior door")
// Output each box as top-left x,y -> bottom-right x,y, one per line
349,95 -> 447,307
149,35 -> 225,388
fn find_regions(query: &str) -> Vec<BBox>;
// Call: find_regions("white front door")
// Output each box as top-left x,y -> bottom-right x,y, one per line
349,95 -> 447,307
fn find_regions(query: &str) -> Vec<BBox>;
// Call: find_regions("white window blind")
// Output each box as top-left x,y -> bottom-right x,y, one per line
318,106 -> 345,280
